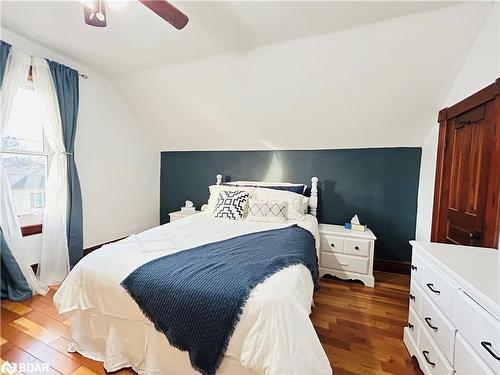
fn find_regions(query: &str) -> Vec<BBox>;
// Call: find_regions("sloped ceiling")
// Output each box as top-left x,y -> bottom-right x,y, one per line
2,1 -> 454,75
1,1 -> 495,150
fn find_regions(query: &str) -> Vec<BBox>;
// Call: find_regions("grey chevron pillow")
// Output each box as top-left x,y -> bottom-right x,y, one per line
212,190 -> 249,220
247,199 -> 287,223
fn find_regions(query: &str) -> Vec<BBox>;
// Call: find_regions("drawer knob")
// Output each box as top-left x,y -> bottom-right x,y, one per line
481,341 -> 500,361
422,351 -> 436,367
426,283 -> 441,295
330,243 -> 335,248
411,265 -> 417,271
409,294 -> 415,301
354,246 -> 359,250
339,262 -> 349,266
424,317 -> 438,332
408,323 -> 414,330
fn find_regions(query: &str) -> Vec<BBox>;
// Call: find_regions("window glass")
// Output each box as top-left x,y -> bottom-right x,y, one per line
1,86 -> 44,152
1,153 -> 47,217
1,81 -> 47,222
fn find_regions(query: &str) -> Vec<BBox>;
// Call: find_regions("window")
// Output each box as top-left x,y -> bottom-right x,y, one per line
1,78 -> 48,225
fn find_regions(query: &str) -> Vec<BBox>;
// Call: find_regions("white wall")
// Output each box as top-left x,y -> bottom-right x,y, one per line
415,4 -> 500,242
112,3 -> 491,151
1,29 -> 160,264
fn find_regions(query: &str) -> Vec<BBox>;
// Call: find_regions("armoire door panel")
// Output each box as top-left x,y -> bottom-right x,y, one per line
432,78 -> 499,249
465,122 -> 485,214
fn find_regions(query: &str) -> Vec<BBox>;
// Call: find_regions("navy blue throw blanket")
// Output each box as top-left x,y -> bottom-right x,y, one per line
121,225 -> 318,375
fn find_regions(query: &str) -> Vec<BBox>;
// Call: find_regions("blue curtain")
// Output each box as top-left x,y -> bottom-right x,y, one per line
0,40 -> 11,81
1,228 -> 32,301
48,61 -> 83,269
0,40 -> 32,301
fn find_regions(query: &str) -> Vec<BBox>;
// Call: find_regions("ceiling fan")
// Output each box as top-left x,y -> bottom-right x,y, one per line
82,0 -> 188,30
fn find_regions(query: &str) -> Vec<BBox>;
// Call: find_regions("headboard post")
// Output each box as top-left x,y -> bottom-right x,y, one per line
310,177 -> 318,217
216,174 -> 222,185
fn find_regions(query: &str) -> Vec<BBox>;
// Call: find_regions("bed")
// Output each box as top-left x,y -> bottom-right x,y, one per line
54,175 -> 331,375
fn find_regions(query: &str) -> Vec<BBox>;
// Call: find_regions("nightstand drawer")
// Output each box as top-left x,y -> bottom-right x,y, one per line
344,239 -> 370,257
321,252 -> 369,274
320,234 -> 344,253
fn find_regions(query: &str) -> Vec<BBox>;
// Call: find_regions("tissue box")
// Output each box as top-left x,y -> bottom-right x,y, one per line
181,207 -> 195,212
351,224 -> 367,232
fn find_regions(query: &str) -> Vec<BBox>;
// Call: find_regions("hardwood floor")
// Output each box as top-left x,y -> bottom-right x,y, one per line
1,272 -> 421,375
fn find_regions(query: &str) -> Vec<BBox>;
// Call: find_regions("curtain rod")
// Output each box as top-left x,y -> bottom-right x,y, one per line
26,54 -> 89,79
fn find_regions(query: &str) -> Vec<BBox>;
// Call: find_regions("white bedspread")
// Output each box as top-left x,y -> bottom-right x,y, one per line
54,213 -> 331,375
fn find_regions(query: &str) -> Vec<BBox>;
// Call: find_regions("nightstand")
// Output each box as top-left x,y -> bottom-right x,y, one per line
318,224 -> 376,287
168,210 -> 201,222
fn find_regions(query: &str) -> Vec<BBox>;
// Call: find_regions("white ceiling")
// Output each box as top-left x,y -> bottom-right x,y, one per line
1,1 -> 454,75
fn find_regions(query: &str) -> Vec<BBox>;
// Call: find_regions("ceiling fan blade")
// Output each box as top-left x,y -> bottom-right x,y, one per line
83,0 -> 107,27
138,0 -> 188,30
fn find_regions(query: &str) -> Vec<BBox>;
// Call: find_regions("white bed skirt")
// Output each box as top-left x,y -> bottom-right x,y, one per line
69,309 -> 258,375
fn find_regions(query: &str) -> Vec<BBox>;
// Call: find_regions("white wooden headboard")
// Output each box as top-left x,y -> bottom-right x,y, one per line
216,174 -> 319,217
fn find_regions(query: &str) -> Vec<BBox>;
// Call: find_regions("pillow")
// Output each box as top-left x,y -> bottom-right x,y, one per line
207,185 -> 255,214
247,199 -> 287,223
212,190 -> 249,220
254,187 -> 309,220
223,181 -> 307,195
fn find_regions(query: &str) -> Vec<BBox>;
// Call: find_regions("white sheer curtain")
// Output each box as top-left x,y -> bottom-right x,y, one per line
0,50 -> 48,295
32,57 -> 69,285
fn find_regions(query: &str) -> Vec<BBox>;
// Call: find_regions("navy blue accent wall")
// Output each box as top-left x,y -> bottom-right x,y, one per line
160,148 -> 421,262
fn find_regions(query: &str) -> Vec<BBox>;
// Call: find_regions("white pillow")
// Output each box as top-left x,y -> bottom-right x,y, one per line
254,187 -> 309,220
207,185 -> 255,214
246,199 -> 287,223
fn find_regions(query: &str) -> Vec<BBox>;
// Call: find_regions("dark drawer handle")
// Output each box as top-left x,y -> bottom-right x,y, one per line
481,341 -> 500,361
330,243 -> 335,248
424,317 -> 438,332
408,323 -> 414,331
409,294 -> 415,301
426,283 -> 441,295
422,351 -> 436,367
354,246 -> 359,250
411,265 -> 418,271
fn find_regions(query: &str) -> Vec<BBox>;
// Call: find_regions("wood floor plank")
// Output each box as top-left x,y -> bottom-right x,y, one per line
1,322 -> 81,374
23,311 -> 70,340
1,345 -> 61,375
2,301 -> 32,316
10,317 -> 61,345
70,366 -> 100,375
48,337 -> 106,375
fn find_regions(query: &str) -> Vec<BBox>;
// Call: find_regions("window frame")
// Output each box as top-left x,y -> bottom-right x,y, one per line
0,71 -> 49,236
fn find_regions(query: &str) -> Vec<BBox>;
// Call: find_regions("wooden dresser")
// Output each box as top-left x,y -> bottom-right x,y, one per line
404,241 -> 499,374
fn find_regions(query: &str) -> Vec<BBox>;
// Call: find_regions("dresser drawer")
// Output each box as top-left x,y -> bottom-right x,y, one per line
422,261 -> 456,317
320,234 -> 344,253
411,250 -> 425,285
320,252 -> 369,274
410,280 -> 423,315
455,333 -> 495,375
419,323 -> 454,375
453,291 -> 500,374
344,239 -> 370,257
420,292 -> 455,363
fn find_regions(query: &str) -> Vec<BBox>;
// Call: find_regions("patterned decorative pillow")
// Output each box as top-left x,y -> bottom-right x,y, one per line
247,199 -> 287,223
212,190 -> 249,220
